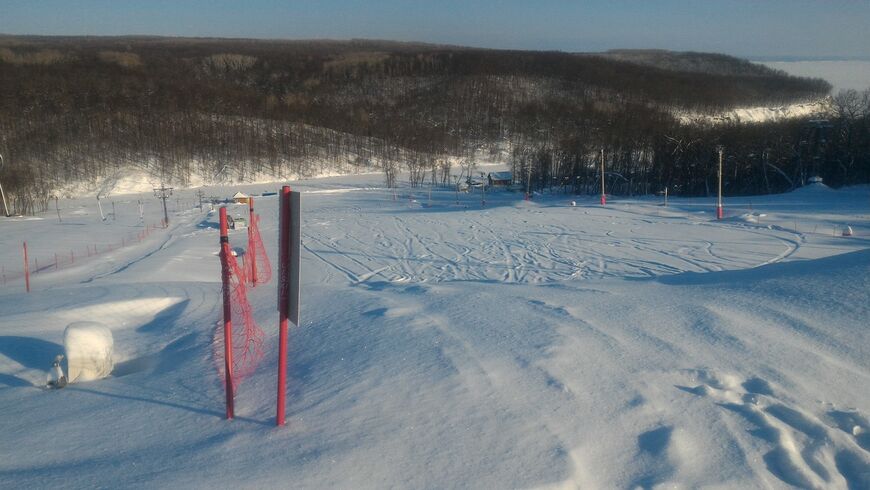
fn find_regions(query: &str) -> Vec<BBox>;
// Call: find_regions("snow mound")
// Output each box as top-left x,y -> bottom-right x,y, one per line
791,181 -> 834,194
728,212 -> 766,223
64,321 -> 114,382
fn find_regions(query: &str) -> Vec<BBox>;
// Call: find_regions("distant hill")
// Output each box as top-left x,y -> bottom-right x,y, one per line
0,36 -> 839,211
596,49 -> 789,78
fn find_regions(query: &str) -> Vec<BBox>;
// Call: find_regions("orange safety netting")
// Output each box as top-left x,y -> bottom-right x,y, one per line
213,246 -> 265,389
246,213 -> 272,286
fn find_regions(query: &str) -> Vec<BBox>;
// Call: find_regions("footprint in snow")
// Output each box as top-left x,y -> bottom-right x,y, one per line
676,368 -> 870,489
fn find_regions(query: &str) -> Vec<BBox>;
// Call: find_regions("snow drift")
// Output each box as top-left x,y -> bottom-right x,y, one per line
64,322 -> 114,382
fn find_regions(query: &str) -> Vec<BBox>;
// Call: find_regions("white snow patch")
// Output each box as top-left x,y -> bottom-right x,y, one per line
63,321 -> 114,382
677,98 -> 832,126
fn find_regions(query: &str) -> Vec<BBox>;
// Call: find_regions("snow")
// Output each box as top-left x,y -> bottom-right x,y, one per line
677,98 -> 831,126
63,322 -> 114,383
1,174 -> 869,488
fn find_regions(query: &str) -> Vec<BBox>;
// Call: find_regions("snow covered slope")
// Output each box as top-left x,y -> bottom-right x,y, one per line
677,98 -> 832,126
1,177 -> 868,488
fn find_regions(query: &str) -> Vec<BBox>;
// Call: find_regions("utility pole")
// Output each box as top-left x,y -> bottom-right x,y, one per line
717,146 -> 724,219
525,161 -> 531,200
195,189 -> 205,211
0,153 -> 10,217
97,195 -> 106,221
154,183 -> 173,227
600,148 -> 606,206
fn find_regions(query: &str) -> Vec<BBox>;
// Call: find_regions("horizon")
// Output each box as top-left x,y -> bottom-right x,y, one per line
1,32 -> 869,63
2,1 -> 869,60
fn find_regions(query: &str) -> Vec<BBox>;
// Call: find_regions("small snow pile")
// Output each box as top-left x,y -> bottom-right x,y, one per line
64,322 -> 114,383
730,212 -> 766,224
790,180 -> 834,198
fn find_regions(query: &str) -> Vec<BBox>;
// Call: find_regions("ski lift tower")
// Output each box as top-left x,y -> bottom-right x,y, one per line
154,183 -> 173,227
802,119 -> 833,184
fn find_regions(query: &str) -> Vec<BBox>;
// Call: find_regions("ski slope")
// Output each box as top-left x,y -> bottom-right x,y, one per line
1,176 -> 869,488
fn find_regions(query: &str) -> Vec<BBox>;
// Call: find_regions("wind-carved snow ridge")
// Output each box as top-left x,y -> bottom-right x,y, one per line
677,369 -> 870,489
677,98 -> 832,126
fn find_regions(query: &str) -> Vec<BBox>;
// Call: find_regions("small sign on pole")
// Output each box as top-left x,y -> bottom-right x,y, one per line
289,191 -> 301,327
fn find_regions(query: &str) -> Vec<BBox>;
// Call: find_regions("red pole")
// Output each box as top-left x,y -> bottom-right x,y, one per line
23,242 -> 30,293
248,198 -> 257,287
219,208 -> 235,419
219,207 -> 235,419
277,186 -> 291,426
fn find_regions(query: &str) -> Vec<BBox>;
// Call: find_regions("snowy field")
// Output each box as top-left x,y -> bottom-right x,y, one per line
1,175 -> 869,488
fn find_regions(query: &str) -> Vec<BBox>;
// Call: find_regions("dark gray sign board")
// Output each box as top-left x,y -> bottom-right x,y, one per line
288,191 -> 301,326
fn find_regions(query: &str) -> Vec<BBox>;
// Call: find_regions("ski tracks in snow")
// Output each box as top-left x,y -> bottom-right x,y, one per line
302,201 -> 805,286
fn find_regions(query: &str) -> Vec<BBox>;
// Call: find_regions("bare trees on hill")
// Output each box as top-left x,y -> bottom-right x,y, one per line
0,37 -> 850,213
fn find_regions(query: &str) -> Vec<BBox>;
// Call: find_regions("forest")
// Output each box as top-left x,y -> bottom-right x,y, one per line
0,35 -> 865,214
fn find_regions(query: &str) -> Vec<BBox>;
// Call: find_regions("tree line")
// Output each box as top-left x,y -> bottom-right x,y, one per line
0,36 -> 838,213
511,89 -> 870,198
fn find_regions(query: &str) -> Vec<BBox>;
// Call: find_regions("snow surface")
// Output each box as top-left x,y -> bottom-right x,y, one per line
677,99 -> 831,126
1,175 -> 869,488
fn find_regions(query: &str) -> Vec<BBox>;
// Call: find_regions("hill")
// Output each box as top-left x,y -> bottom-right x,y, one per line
0,36 -> 843,212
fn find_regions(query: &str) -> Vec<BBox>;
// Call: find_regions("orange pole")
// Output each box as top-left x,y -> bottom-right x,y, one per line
277,186 -> 291,426
219,207 -> 235,419
248,198 -> 257,287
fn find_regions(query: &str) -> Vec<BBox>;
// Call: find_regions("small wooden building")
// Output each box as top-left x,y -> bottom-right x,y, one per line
488,171 -> 512,187
232,192 -> 250,204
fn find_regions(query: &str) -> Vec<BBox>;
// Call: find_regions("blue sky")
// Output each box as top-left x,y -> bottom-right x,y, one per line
2,1 -> 868,59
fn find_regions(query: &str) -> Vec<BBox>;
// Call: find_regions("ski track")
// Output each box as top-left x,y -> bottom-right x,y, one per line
6,184 -> 869,489
299,202 -> 803,286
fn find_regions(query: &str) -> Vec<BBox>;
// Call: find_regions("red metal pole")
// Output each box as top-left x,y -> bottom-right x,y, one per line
219,207 -> 235,420
248,197 -> 257,287
23,242 -> 30,293
277,186 -> 291,426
